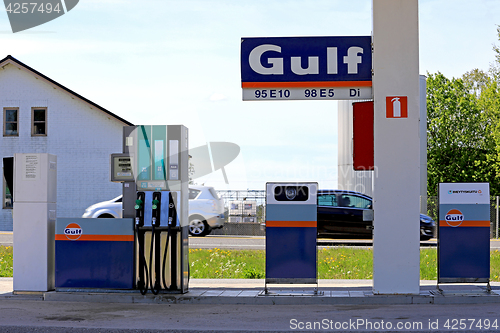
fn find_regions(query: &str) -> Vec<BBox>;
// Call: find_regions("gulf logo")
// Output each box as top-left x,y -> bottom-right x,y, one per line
445,209 -> 464,227
64,223 -> 82,240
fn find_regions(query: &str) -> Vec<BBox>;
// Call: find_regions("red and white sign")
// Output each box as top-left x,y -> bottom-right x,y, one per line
386,96 -> 408,118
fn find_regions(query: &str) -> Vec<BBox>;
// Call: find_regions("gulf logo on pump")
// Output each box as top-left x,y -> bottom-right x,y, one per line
445,209 -> 464,227
64,223 -> 82,240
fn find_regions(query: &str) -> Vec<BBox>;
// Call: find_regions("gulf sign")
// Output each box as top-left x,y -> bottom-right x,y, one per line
444,209 -> 464,227
439,209 -> 490,227
241,36 -> 372,101
64,223 -> 82,240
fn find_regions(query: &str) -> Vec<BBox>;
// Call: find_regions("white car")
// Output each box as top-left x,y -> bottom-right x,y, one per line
82,185 -> 224,236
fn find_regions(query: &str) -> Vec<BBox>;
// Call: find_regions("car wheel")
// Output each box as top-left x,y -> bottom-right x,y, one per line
98,214 -> 115,218
189,216 -> 209,237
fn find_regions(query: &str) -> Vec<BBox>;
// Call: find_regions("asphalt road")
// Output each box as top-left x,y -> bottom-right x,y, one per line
0,232 -> 12,247
188,235 -> 500,250
0,298 -> 500,332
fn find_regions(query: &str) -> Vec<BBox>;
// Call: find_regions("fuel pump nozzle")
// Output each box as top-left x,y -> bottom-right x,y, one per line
150,192 -> 162,295
134,192 -> 145,227
162,192 -> 177,290
151,197 -> 160,226
135,192 -> 148,295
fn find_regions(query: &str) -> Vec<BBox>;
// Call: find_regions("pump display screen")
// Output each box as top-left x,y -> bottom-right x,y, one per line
111,154 -> 134,182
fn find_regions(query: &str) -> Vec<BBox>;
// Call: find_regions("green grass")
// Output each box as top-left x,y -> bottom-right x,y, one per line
190,247 -> 500,281
1,246 -> 499,281
491,249 -> 500,281
318,247 -> 373,279
189,248 -> 266,279
420,248 -> 438,280
0,246 -> 13,277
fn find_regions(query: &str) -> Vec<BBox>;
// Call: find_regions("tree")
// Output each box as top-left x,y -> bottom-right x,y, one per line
491,25 -> 500,81
426,72 -> 497,196
462,68 -> 490,97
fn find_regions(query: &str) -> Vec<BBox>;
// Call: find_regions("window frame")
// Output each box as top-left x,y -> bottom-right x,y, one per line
31,107 -> 47,136
3,107 -> 19,137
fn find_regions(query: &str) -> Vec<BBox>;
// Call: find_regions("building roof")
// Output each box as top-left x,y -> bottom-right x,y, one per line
0,55 -> 134,126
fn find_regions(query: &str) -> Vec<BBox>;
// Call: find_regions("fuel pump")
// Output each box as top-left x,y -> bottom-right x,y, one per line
114,125 -> 189,295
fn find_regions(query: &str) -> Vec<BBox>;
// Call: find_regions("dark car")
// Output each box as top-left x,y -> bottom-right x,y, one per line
317,190 -> 435,240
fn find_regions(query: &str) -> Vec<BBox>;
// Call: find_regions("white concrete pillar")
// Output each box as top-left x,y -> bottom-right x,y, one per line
13,153 -> 57,292
372,0 -> 420,294
420,75 -> 428,213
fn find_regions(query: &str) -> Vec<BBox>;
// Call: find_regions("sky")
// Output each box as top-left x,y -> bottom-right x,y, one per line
1,0 -> 500,191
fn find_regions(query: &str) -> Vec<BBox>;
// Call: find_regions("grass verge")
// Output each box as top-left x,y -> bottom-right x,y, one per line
0,246 -> 13,277
189,247 -> 500,281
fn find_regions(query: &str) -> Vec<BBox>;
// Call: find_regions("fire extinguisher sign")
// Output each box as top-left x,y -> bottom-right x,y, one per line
386,96 -> 408,118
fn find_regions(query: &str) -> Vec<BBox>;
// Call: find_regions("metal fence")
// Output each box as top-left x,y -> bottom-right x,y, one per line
212,190 -> 266,236
212,191 -> 500,238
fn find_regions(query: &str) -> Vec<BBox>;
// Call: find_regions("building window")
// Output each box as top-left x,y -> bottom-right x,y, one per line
32,107 -> 47,136
3,108 -> 18,136
3,175 -> 12,209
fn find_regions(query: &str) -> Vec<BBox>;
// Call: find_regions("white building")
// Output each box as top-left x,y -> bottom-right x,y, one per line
0,55 -> 133,231
228,200 -> 258,223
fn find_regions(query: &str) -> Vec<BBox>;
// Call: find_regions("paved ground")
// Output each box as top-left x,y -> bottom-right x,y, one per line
4,234 -> 500,331
2,278 -> 500,332
0,232 -> 13,247
1,300 -> 500,333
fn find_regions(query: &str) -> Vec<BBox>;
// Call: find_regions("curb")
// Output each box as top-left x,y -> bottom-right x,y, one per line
37,288 -> 500,305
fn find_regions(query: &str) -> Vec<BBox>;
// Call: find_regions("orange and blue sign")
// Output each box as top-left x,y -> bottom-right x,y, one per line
241,36 -> 372,87
265,183 -> 318,284
55,218 -> 134,289
438,183 -> 490,283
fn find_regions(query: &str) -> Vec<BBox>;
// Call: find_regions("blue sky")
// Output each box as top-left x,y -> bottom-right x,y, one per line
1,0 -> 500,190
